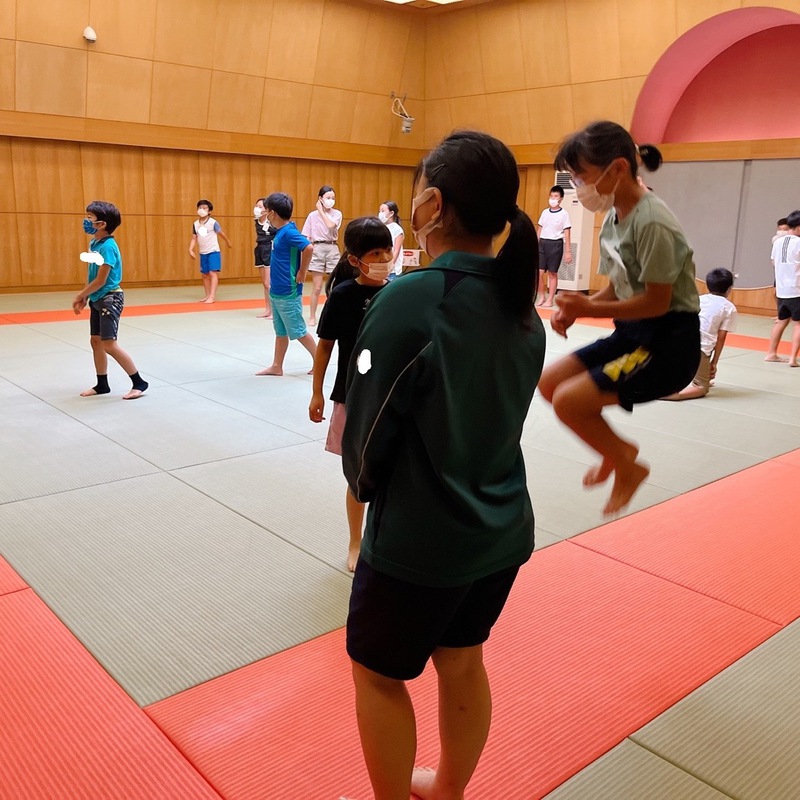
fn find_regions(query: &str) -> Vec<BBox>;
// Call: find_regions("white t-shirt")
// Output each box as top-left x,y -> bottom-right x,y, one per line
386,221 -> 404,274
193,217 -> 221,254
698,293 -> 737,356
537,207 -> 571,241
770,234 -> 800,298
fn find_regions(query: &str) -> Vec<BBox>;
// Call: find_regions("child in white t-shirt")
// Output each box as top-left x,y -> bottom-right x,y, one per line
663,268 -> 737,400
535,185 -> 572,308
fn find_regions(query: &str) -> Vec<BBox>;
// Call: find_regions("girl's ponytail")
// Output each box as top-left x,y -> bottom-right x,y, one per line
638,144 -> 663,173
495,206 -> 539,327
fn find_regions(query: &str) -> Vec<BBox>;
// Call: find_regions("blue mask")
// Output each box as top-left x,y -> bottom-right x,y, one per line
83,219 -> 96,234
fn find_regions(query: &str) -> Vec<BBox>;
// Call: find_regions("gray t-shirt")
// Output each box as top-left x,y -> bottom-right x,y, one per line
598,192 -> 699,314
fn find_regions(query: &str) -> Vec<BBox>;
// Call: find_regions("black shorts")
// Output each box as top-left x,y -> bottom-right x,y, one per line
254,244 -> 272,268
777,296 -> 800,321
346,559 -> 520,681
538,239 -> 564,272
89,291 -> 124,340
575,311 -> 700,412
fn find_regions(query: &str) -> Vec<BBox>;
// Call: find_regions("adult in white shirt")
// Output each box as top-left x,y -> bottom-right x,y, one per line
535,185 -> 572,308
766,209 -> 800,366
302,185 -> 343,325
379,201 -> 405,280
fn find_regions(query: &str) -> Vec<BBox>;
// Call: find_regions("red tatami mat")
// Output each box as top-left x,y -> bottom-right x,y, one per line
147,543 -> 777,799
575,456 -> 800,626
0,590 -> 222,800
776,448 -> 800,469
0,557 -> 27,596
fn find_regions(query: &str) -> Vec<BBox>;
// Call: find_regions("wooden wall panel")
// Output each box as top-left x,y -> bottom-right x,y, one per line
621,76 -> 647,128
17,214 -> 86,287
306,86 -> 357,143
89,0 -> 158,60
565,0 -> 622,84
676,0 -> 741,35
249,157 -> 298,203
211,0 -> 274,76
145,217 -> 199,283
486,91 -> 532,146
527,86 -> 574,145
618,0 -> 678,76
0,139 -> 15,212
398,22 -> 426,102
260,79 -> 313,139
198,153 -> 252,223
266,0 -> 324,85
152,0 -> 218,69
208,72 -> 264,134
113,220 -> 151,284
81,143 -> 147,215
221,217 -> 256,279
0,39 -> 13,111
448,94 -> 490,135
87,54 -> 153,124
357,10 -> 413,99
295,161 -> 340,218
423,18 -> 450,102
351,92 -> 395,148
0,214 -> 22,287
439,10 -> 486,98
150,63 -> 212,130
517,0 -> 572,89
141,150 -> 201,215
12,139 -> 85,213
478,4 -> 526,94
15,42 -> 87,117
570,80 -> 625,129
314,3 -> 369,91
0,0 -> 15,39
16,0 -> 89,48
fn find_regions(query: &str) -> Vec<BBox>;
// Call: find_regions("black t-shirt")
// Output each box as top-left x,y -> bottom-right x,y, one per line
317,279 -> 386,404
254,219 -> 276,247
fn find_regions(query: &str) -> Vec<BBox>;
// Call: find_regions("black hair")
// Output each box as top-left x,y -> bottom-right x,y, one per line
383,200 -> 400,224
777,217 -> 789,227
554,120 -> 662,178
86,200 -> 121,234
257,197 -> 268,207
413,130 -> 538,325
705,268 -> 734,295
326,217 -> 393,293
266,192 -> 293,220
318,185 -> 335,198
549,185 -> 565,198
197,199 -> 213,212
786,210 -> 800,229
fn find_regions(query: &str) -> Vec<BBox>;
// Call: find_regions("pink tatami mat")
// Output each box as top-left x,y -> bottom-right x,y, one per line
575,456 -> 800,626
0,556 -> 27,596
147,542 -> 778,799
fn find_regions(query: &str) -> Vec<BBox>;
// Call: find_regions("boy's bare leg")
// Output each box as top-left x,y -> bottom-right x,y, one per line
309,273 -> 324,325
351,661 -> 416,800
81,336 -> 109,395
198,274 -> 210,302
538,354 -> 586,405
410,645 -> 492,800
256,335 -> 288,376
257,269 -> 272,318
202,272 -> 218,304
789,322 -> 800,366
551,372 -> 649,515
298,332 -> 317,374
345,489 -> 365,572
765,318 -> 790,361
536,272 -> 547,306
543,273 -> 557,308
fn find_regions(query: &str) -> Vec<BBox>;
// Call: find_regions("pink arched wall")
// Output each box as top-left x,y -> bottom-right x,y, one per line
631,7 -> 800,144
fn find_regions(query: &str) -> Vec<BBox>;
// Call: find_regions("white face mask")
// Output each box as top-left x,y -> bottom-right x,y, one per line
359,257 -> 393,282
548,198 -> 560,208
410,187 -> 442,255
254,206 -> 264,218
574,164 -> 618,214
198,209 -> 209,218
378,211 -> 390,224
322,197 -> 335,209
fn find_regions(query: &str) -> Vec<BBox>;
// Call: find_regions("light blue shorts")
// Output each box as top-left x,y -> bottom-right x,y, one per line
270,292 -> 307,340
200,251 -> 221,274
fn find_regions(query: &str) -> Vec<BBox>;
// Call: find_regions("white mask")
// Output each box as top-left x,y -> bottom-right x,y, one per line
410,187 -> 442,255
322,198 -> 335,209
254,206 -> 264,218
548,198 -> 560,208
360,258 -> 392,282
378,211 -> 390,224
575,164 -> 618,214
198,209 -> 209,218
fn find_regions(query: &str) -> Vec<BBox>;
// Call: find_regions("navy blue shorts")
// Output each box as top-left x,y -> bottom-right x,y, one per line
538,239 -> 564,272
89,291 -> 124,340
346,559 -> 520,681
777,296 -> 800,321
575,311 -> 700,412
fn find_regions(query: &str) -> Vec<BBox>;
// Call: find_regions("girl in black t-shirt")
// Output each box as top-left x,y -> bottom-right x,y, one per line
309,217 -> 393,571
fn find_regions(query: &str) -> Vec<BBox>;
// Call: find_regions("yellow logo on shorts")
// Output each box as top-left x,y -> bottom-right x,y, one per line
602,346 -> 651,382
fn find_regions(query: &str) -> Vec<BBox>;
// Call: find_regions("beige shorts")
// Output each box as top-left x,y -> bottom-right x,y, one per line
309,242 -> 340,274
325,401 -> 346,455
691,352 -> 712,392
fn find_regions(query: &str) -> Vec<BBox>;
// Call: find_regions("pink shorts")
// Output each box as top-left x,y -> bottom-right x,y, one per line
325,401 -> 346,456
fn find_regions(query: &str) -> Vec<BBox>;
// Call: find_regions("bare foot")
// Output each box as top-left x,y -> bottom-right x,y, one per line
347,545 -> 360,572
308,318 -> 316,327
584,443 -> 639,487
764,355 -> 788,363
535,298 -> 545,307
196,297 -> 209,303
122,388 -> 146,400
307,367 -> 314,375
604,459 -> 650,516
541,303 -> 554,309
80,388 -> 100,397
410,767 -> 438,799
202,298 -> 215,305
790,362 -> 799,368
256,367 -> 283,376
256,312 -> 272,319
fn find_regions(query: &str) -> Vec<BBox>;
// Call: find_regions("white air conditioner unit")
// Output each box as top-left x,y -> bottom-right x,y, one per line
553,171 -> 594,291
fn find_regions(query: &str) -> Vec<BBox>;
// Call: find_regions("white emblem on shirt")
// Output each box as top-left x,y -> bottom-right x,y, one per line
357,349 -> 372,374
79,252 -> 105,265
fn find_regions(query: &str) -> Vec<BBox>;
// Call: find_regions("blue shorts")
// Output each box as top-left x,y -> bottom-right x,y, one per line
200,251 -> 221,274
89,291 -> 124,340
270,292 -> 307,339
